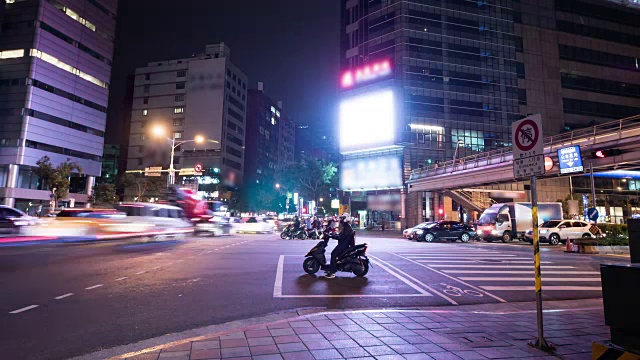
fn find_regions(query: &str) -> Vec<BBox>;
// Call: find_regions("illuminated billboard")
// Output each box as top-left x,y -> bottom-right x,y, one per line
340,155 -> 403,191
340,60 -> 392,88
339,89 -> 396,154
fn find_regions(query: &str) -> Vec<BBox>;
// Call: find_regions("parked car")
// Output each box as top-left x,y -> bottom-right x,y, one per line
0,206 -> 37,234
416,221 -> 477,243
403,222 -> 433,239
525,220 -> 599,245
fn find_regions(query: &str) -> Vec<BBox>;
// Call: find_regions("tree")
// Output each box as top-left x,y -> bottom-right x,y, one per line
89,183 -> 117,206
278,155 -> 338,204
120,173 -> 166,201
34,156 -> 82,207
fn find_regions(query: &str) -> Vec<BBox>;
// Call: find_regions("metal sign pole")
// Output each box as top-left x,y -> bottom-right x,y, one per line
529,175 -> 553,351
590,161 -> 597,210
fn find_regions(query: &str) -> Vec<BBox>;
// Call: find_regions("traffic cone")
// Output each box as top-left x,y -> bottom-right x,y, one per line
564,238 -> 572,253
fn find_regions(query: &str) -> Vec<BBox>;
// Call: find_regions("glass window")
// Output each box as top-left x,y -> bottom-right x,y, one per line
176,82 -> 185,90
143,97 -> 148,104
177,70 -> 186,77
173,132 -> 183,139
173,119 -> 183,126
142,109 -> 148,116
174,107 -> 184,114
175,94 -> 184,101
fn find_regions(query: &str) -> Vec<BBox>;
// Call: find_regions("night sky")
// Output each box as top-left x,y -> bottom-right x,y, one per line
105,0 -> 341,144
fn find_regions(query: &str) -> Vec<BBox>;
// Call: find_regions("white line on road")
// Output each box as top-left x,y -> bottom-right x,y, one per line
389,252 -> 507,303
368,258 -> 432,296
135,271 -> 147,275
459,277 -> 601,282
54,293 -> 74,300
115,277 -> 128,281
429,265 -> 575,268
9,305 -> 39,314
369,256 -> 454,305
85,284 -> 103,290
416,260 -> 551,264
406,255 -> 520,258
273,255 -> 285,297
443,270 -> 600,274
481,286 -> 602,291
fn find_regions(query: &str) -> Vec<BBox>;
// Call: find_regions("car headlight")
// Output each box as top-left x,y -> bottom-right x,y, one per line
540,229 -> 548,234
477,229 -> 483,234
415,229 -> 424,234
491,230 -> 501,235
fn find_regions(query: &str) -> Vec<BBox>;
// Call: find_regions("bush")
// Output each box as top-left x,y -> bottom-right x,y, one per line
597,223 -> 629,246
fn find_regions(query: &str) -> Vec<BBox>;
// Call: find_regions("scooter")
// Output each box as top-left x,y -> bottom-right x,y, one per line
302,240 -> 370,277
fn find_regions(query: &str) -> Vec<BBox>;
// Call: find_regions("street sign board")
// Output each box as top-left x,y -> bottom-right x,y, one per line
512,114 -> 544,159
557,145 -> 584,175
331,198 -> 340,209
587,208 -> 599,222
513,154 -> 545,178
145,166 -> 162,177
178,168 -> 202,176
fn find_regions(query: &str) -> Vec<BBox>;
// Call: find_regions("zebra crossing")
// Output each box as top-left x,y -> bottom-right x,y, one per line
393,247 -> 602,293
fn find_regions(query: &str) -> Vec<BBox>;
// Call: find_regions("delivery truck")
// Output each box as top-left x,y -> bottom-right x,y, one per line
476,202 -> 563,242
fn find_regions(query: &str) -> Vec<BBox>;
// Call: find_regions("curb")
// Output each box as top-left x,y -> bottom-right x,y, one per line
72,298 -> 604,360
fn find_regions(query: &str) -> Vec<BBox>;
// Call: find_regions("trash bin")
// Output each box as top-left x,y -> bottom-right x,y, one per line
600,264 -> 640,352
627,219 -> 640,264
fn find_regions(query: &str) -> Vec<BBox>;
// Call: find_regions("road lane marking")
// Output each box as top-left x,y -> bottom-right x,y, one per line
369,256 -> 454,305
459,277 -> 601,282
115,277 -> 128,281
389,252 -> 507,303
85,284 -> 103,290
54,293 -> 74,300
429,265 -> 575,268
273,255 -> 285,297
406,255 -> 520,258
368,258 -> 432,296
9,305 -> 39,314
135,271 -> 147,275
416,260 -> 551,264
443,270 -> 600,274
481,286 -> 602,291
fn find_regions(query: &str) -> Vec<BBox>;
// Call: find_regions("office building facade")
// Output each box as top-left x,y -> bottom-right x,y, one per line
340,0 -> 640,227
245,83 -> 282,184
126,43 -> 248,192
0,0 -> 118,209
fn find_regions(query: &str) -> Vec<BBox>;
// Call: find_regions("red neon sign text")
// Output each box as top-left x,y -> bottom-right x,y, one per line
341,60 -> 392,88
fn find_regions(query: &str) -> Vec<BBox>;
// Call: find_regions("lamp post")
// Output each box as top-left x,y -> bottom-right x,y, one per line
452,139 -> 465,163
151,126 -> 216,185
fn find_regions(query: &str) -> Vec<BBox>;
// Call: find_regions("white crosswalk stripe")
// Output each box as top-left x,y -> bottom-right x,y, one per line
393,248 -> 602,292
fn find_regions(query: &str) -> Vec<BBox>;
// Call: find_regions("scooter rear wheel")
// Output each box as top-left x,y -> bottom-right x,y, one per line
280,232 -> 288,240
353,260 -> 369,277
303,258 -> 321,274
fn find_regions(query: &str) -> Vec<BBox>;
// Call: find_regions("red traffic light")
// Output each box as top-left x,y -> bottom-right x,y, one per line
592,149 -> 623,158
595,150 -> 605,158
438,208 -> 444,215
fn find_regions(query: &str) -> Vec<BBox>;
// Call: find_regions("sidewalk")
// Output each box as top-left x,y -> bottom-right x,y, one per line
92,299 -> 608,360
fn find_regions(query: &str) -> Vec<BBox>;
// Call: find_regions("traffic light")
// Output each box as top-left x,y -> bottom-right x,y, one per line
438,208 -> 444,215
592,149 -> 624,158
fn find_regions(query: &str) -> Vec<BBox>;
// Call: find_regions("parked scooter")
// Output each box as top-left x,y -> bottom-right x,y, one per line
302,240 -> 370,277
280,225 -> 308,240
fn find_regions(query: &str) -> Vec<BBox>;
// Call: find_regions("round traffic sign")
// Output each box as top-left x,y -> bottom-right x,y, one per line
587,208 -> 599,222
194,164 -> 203,172
514,119 -> 539,152
544,156 -> 554,171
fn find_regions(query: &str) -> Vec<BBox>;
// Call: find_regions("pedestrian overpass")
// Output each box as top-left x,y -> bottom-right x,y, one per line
408,116 -> 640,194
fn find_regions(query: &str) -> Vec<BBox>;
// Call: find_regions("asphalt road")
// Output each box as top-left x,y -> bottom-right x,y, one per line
0,233 -> 626,360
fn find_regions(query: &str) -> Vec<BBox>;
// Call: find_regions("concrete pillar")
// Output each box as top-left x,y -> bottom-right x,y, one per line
3,164 -> 18,207
433,192 -> 440,221
85,176 -> 95,208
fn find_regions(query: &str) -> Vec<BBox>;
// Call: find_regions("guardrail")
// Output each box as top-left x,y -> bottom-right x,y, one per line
410,115 -> 640,181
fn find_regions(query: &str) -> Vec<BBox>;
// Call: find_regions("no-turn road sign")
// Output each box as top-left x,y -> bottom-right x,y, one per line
512,114 -> 543,159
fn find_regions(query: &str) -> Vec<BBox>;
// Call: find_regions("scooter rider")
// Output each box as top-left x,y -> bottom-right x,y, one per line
323,214 -> 355,278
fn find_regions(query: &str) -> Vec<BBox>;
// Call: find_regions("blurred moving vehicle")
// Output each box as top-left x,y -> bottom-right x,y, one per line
0,206 -> 38,234
193,215 -> 235,236
403,222 -> 434,239
416,221 -> 477,243
477,202 -> 563,242
234,216 -> 275,234
21,208 -> 125,237
525,220 -> 599,245
114,203 -> 193,239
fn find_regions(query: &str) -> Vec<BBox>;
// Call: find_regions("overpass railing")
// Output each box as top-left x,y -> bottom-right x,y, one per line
410,115 -> 640,181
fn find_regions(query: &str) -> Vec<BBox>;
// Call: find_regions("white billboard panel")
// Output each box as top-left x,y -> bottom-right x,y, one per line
339,89 -> 395,153
340,156 -> 403,191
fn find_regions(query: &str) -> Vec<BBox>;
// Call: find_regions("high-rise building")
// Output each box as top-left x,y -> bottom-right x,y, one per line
100,144 -> 119,184
126,43 -> 248,191
0,0 -> 118,209
245,83 -> 282,184
278,112 -> 296,169
339,0 -> 640,227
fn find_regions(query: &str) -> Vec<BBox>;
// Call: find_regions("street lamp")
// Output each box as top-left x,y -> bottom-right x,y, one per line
452,139 -> 465,163
275,183 -> 280,189
151,125 -> 217,185
319,197 -> 324,202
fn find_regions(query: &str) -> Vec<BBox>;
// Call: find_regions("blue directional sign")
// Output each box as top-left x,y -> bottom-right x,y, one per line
557,145 -> 584,175
587,208 -> 599,222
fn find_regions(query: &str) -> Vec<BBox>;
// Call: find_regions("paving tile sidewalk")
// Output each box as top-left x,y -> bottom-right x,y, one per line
118,304 -> 608,360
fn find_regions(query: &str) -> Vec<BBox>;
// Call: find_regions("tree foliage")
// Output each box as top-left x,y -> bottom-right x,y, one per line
34,156 -> 82,206
90,183 -> 117,206
120,173 -> 167,201
278,155 -> 338,203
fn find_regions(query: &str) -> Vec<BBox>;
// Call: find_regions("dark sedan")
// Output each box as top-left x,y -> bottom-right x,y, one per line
416,221 -> 477,243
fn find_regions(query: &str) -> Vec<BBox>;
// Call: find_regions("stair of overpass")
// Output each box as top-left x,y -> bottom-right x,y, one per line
444,190 -> 495,213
